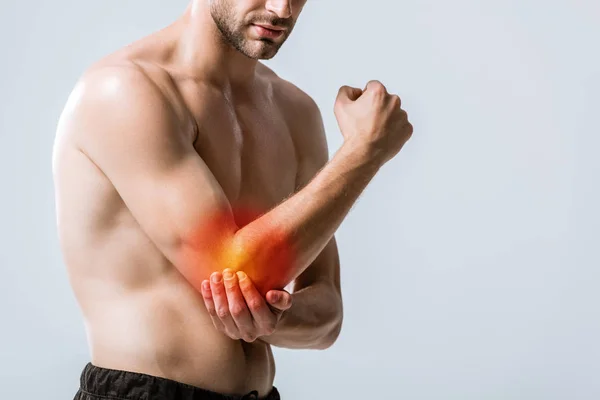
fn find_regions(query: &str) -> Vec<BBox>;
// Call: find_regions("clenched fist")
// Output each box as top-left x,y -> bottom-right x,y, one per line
334,80 -> 413,165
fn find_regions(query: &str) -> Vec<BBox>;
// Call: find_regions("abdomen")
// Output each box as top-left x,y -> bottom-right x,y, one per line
82,272 -> 274,395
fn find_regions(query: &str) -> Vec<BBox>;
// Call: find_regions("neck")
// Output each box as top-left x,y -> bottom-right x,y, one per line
173,1 -> 259,87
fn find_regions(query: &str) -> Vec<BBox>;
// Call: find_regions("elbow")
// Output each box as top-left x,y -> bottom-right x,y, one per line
319,325 -> 342,350
314,310 -> 343,350
316,292 -> 343,350
229,228 -> 297,293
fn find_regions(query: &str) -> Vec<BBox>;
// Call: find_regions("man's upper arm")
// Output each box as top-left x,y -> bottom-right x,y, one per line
63,66 -> 237,291
291,93 -> 341,293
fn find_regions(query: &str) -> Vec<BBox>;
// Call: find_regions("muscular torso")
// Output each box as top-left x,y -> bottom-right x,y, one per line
53,27 -> 307,397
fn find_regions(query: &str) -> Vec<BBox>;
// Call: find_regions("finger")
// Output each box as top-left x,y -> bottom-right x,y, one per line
266,290 -> 293,311
236,271 -> 277,334
201,280 -> 226,331
223,269 -> 256,342
210,272 -> 240,339
336,85 -> 363,103
364,80 -> 388,97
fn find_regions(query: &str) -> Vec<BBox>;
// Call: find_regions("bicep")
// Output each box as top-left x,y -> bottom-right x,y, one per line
67,68 -> 237,291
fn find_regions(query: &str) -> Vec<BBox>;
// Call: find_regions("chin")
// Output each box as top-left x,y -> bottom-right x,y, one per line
244,42 -> 281,60
256,48 -> 279,60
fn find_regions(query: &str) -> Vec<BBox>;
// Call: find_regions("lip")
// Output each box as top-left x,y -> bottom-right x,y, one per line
253,23 -> 286,32
252,24 -> 285,39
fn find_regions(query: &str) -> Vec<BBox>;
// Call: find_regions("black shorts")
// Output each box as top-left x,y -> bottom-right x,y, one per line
73,362 -> 281,400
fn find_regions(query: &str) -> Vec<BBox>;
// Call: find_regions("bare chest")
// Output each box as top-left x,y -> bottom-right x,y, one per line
192,95 -> 298,224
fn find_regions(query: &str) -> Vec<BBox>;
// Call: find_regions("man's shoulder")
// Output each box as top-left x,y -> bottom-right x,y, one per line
67,58 -> 183,130
59,60 -> 184,151
77,59 -> 164,103
259,64 -> 321,120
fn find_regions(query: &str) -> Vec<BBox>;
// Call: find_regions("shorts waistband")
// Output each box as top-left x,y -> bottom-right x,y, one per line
79,362 -> 280,400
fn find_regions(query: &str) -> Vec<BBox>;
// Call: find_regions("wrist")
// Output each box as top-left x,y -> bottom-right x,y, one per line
340,137 -> 387,171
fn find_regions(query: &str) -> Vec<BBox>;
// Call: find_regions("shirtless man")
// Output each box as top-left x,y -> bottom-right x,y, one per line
52,1 -> 413,399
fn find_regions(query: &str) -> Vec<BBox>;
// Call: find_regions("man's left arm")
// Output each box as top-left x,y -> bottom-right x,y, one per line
259,90 -> 343,349
200,89 -> 343,349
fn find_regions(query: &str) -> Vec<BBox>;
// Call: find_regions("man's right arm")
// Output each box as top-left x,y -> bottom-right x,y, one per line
61,68 -> 407,294
60,66 -> 240,293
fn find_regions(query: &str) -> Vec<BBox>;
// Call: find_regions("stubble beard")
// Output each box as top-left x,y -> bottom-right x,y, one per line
209,0 -> 292,60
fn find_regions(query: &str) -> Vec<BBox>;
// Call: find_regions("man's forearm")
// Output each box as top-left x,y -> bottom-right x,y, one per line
259,282 -> 343,350
230,141 -> 381,291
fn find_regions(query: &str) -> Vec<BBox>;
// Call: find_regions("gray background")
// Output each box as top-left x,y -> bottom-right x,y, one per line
1,0 -> 599,399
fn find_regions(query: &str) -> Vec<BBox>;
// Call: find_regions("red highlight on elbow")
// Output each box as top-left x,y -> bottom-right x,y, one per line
186,205 -> 297,295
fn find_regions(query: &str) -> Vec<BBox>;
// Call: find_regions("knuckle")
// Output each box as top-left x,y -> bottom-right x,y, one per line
230,305 -> 245,317
243,333 -> 256,342
372,86 -> 386,96
336,86 -> 349,99
207,307 -> 218,317
265,322 -> 277,334
248,299 -> 263,311
217,308 -> 230,319
211,285 -> 224,295
368,80 -> 386,94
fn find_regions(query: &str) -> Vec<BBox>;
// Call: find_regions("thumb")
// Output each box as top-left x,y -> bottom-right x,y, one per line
266,290 -> 292,311
336,85 -> 363,104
